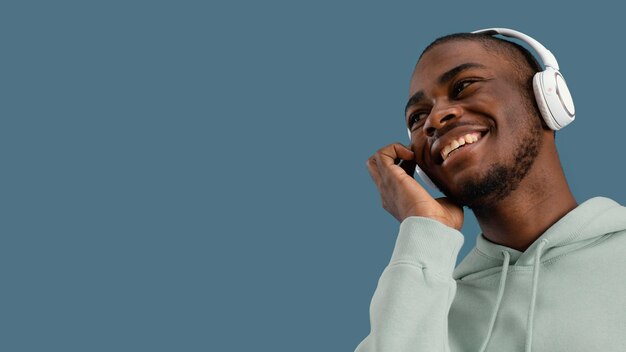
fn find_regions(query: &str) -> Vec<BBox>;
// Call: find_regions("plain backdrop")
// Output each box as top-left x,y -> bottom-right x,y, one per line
3,1 -> 625,351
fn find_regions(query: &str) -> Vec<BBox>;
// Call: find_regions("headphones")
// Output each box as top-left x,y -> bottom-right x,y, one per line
409,27 -> 576,190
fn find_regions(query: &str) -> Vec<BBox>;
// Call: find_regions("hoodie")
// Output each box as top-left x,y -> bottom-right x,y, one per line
354,197 -> 626,351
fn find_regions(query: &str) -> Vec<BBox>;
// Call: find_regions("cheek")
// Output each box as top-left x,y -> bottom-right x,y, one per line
500,97 -> 539,135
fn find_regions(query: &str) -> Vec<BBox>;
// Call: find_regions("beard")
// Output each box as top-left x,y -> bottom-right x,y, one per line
433,116 -> 543,212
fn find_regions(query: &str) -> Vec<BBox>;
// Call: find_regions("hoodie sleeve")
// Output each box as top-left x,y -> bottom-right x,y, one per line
355,216 -> 464,352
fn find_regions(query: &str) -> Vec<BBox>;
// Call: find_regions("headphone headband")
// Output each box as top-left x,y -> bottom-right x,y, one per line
471,28 -> 559,70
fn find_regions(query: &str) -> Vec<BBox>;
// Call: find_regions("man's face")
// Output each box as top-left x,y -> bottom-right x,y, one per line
406,40 -> 544,209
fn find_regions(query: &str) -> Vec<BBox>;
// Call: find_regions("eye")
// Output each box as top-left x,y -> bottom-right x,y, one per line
408,111 -> 430,130
453,79 -> 477,97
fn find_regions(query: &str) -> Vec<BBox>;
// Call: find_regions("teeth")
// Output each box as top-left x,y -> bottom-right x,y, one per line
468,134 -> 478,143
441,132 -> 483,161
442,145 -> 451,158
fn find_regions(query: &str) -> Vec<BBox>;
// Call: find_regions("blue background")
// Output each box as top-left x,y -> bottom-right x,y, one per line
3,1 -> 625,351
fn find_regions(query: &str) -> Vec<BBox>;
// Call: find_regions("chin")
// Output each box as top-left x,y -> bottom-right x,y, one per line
433,124 -> 542,210
434,164 -> 519,210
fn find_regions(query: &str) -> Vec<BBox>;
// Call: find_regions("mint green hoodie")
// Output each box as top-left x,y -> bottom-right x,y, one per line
355,197 -> 626,351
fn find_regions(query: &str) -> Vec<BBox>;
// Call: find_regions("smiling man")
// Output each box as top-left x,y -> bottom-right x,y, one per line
356,30 -> 626,351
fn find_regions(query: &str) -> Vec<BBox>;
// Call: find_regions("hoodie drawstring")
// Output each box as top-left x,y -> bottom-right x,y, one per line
478,250 -> 510,352
525,239 -> 548,352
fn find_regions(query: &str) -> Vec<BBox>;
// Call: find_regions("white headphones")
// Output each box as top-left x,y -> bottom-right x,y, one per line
409,28 -> 576,190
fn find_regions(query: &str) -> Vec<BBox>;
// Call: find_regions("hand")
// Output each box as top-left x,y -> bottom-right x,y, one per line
366,143 -> 464,230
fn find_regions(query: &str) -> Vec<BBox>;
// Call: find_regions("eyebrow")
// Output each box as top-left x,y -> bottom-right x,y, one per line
404,62 -> 488,115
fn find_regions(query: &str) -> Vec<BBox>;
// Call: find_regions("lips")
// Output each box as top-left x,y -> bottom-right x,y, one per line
441,131 -> 483,161
432,127 -> 489,165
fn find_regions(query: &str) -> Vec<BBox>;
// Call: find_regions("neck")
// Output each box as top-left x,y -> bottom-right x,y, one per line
472,141 -> 577,252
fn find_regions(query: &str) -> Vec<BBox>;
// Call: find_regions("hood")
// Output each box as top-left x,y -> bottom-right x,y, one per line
454,196 -> 626,279
451,196 -> 626,352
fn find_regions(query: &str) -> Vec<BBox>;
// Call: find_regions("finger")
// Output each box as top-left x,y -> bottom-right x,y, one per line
375,145 -> 415,181
366,157 -> 382,187
376,143 -> 415,165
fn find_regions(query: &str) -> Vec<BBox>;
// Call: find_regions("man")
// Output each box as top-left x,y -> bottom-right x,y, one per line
356,30 -> 626,351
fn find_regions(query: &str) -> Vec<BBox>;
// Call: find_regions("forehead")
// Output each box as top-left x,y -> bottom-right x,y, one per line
410,40 -> 509,93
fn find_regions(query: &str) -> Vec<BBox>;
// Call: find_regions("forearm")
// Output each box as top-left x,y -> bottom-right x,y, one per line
355,217 -> 464,352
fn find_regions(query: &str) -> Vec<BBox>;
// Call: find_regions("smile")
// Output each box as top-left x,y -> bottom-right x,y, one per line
441,132 -> 484,161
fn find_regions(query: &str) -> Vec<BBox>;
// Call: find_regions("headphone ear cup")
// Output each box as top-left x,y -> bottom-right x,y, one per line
532,68 -> 575,130
532,72 -> 556,129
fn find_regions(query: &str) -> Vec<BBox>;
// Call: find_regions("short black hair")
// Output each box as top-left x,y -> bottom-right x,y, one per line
421,33 -> 541,69
418,32 -> 544,126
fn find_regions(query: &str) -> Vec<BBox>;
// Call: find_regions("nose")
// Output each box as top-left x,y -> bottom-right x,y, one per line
423,102 -> 462,137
